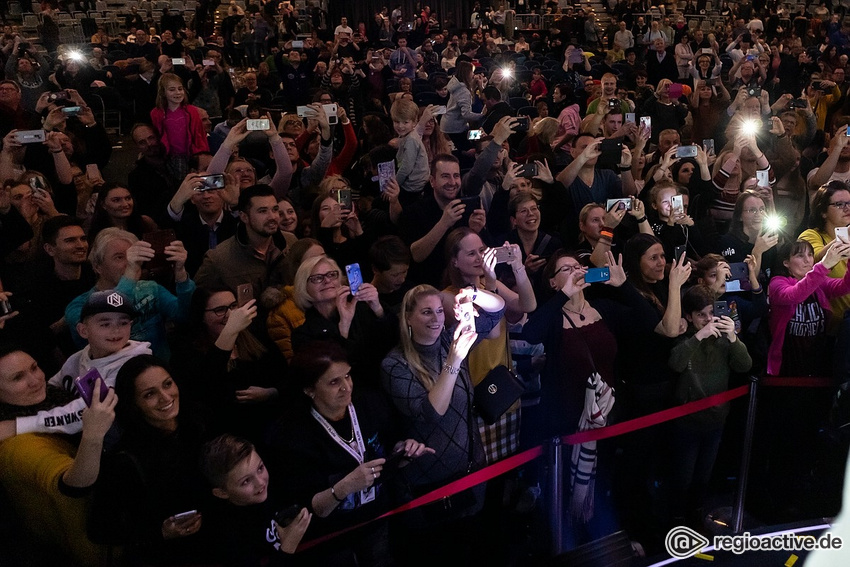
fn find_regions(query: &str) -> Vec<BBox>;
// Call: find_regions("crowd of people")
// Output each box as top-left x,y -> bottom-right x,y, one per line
3,0 -> 850,564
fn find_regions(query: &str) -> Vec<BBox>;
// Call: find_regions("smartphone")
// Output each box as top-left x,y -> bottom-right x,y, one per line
173,510 -> 198,520
467,128 -> 483,140
202,59 -> 215,66
584,267 -> 610,283
377,160 -> 396,193
143,228 -> 176,270
598,138 -> 623,168
701,48 -> 713,55
16,129 -> 45,144
291,40 -> 304,48
625,112 -> 635,124
196,173 -> 225,191
172,57 -> 185,65
29,175 -> 46,191
607,98 -> 621,110
518,162 -> 538,178
713,300 -> 730,319
86,163 -> 104,183
674,243 -> 687,263
383,449 -> 407,469
569,50 -> 584,63
0,297 -> 12,316
62,105 -> 82,116
671,195 -> 685,216
676,145 -> 698,159
246,118 -> 270,131
669,83 -> 683,98
335,187 -> 352,211
274,505 -> 301,527
747,86 -> 762,97
47,90 -> 69,102
456,297 -> 474,331
756,170 -> 769,187
640,116 -> 651,137
432,105 -> 447,115
745,54 -> 756,62
836,226 -> 850,244
515,116 -> 530,132
606,197 -> 631,212
846,125 -> 850,137
345,263 -> 363,295
703,138 -> 715,154
236,283 -> 253,307
459,195 -> 480,227
296,105 -> 316,118
322,103 -> 338,125
74,368 -> 109,407
493,245 -> 515,264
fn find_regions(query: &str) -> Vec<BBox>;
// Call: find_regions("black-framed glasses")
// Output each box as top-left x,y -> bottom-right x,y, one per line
554,264 -> 582,276
205,302 -> 238,317
829,201 -> 850,210
307,270 -> 340,285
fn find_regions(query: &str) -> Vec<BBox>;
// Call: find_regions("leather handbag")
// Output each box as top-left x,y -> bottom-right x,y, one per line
474,364 -> 525,425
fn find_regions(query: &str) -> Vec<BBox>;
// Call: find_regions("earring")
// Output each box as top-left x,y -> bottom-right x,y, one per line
407,325 -> 412,339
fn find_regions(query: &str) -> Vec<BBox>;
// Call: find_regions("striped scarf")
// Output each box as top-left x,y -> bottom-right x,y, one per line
569,372 -> 614,523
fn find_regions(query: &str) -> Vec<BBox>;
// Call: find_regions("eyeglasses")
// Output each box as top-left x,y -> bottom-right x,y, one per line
830,201 -> 850,210
205,302 -> 237,317
515,205 -> 540,216
307,270 -> 340,285
744,206 -> 766,214
554,264 -> 582,276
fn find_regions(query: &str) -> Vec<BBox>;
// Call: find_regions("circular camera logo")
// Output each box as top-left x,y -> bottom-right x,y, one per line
665,526 -> 710,559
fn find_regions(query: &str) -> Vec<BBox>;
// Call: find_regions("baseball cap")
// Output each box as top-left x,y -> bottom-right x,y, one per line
80,290 -> 137,321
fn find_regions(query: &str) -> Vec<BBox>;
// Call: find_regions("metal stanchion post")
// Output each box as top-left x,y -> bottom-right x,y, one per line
708,375 -> 759,535
732,375 -> 759,533
549,435 -> 564,556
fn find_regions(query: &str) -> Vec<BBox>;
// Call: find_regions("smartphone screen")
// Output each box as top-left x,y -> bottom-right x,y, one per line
345,263 -> 363,295
237,283 -> 253,307
197,174 -> 225,191
246,119 -> 270,131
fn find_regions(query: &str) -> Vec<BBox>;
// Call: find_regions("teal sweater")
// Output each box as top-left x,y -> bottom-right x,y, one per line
668,331 -> 752,430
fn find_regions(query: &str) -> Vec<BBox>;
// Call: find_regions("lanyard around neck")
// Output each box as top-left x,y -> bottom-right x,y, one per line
310,403 -> 365,463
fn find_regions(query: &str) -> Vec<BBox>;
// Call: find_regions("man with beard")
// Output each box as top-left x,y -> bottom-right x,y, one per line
127,123 -> 179,223
194,184 -> 288,300
5,216 -> 96,369
167,173 -> 239,277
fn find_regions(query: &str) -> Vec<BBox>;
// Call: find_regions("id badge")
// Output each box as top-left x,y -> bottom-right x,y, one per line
360,486 -> 376,504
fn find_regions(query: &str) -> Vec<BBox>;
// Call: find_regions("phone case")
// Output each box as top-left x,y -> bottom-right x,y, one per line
336,188 -> 352,210
237,284 -> 253,307
346,263 -> 363,295
377,161 -> 396,193
714,301 -> 730,318
836,227 -> 850,243
671,196 -> 684,215
493,246 -> 514,264
456,299 -> 474,330
74,368 -> 108,406
585,267 -> 610,283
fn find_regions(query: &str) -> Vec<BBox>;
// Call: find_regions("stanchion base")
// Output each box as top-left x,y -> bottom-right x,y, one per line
704,505 -> 760,536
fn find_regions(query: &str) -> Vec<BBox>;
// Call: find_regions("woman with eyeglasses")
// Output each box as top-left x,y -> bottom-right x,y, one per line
292,255 -> 398,391
798,181 -> 850,329
717,190 -> 779,280
170,287 -> 288,440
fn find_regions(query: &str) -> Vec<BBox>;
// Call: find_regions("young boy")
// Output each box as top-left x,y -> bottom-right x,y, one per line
10,290 -> 151,437
369,235 -> 412,313
668,284 -> 752,524
391,98 -> 430,194
202,434 -> 311,565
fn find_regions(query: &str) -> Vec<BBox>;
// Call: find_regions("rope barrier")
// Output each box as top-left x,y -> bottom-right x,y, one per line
297,376 -> 833,551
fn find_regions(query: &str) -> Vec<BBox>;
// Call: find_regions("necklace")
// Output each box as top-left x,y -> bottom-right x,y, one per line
562,301 -> 586,321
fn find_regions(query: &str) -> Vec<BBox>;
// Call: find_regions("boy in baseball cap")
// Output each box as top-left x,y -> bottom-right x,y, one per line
11,290 -> 152,437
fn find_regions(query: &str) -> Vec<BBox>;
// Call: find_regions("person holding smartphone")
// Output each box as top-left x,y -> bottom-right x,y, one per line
668,285 -> 752,526
292,255 -> 398,391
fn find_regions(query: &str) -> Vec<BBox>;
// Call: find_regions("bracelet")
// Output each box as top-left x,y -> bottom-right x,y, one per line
330,485 -> 345,502
50,149 -> 62,154
635,216 -> 647,223
601,226 -> 615,233
442,363 -> 460,375
599,230 -> 614,240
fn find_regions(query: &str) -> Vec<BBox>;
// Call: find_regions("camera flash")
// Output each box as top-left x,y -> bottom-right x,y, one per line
763,214 -> 785,233
741,119 -> 760,135
68,51 -> 85,62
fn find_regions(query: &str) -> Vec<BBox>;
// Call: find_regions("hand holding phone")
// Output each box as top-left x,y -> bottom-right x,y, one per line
345,263 -> 363,295
237,283 -> 254,307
